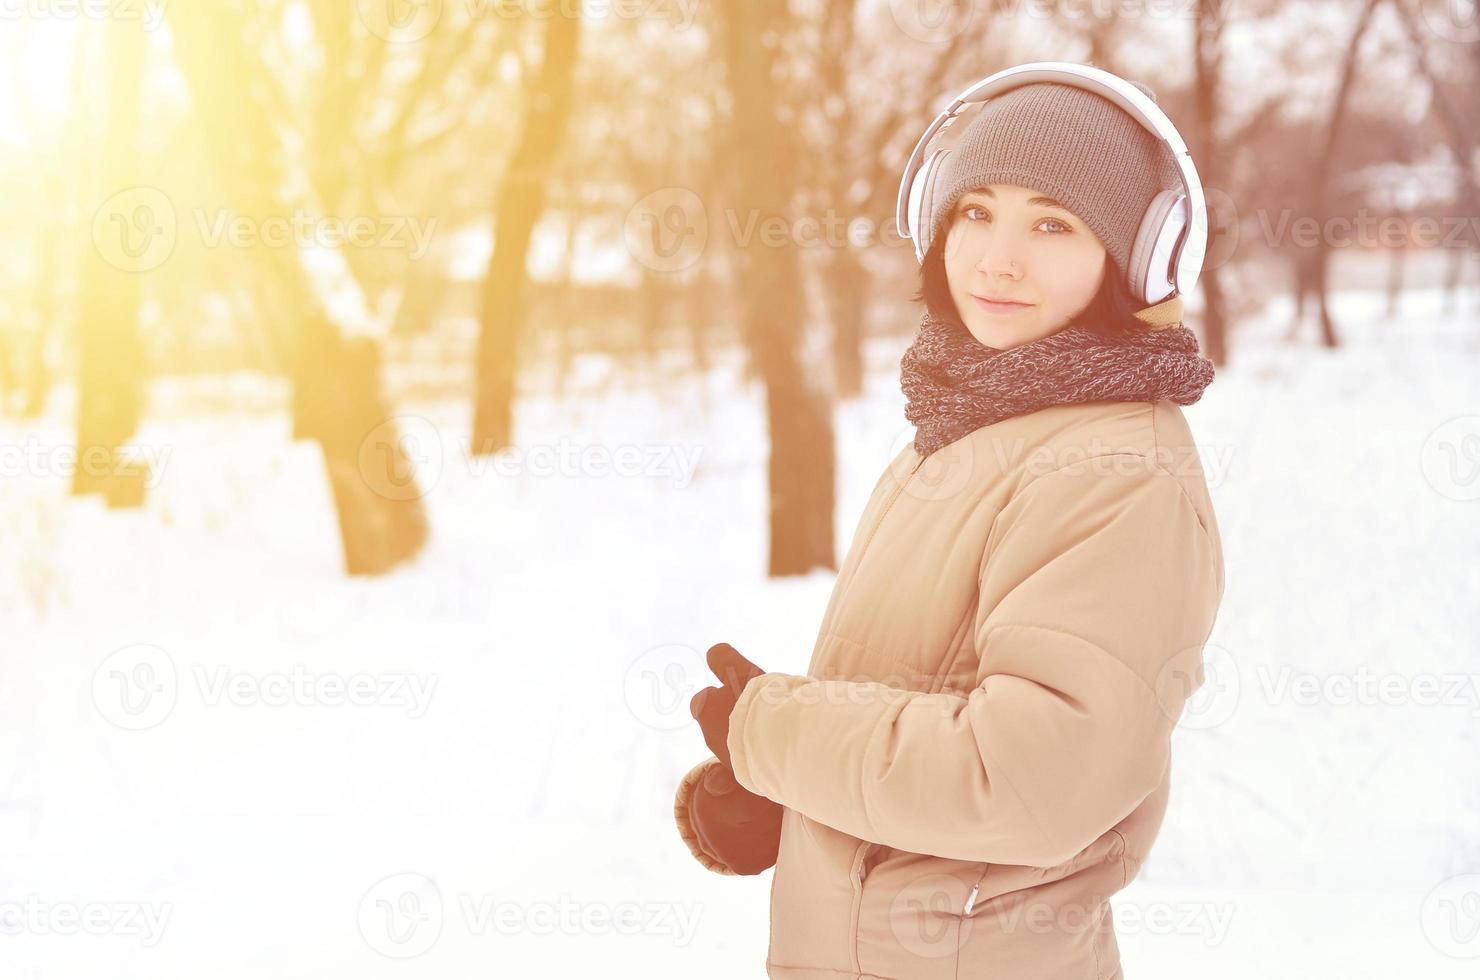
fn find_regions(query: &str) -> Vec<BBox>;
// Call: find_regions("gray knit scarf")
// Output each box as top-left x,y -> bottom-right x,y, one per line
900,308 -> 1214,458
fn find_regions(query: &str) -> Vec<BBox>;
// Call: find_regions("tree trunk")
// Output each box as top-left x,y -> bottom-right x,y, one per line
1390,0 -> 1480,314
637,267 -> 664,378
552,213 -> 581,400
716,0 -> 837,576
1443,244 -> 1464,314
682,265 -> 713,379
1316,260 -> 1339,349
1287,254 -> 1310,341
825,245 -> 867,398
22,210 -> 56,419
166,2 -> 427,574
73,18 -> 146,505
1192,0 -> 1229,367
1385,240 -> 1405,317
471,11 -> 582,456
0,324 -> 14,415
1308,0 -> 1386,349
817,0 -> 868,399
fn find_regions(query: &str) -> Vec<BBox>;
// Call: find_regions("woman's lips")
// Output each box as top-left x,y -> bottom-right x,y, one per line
972,295 -> 1034,314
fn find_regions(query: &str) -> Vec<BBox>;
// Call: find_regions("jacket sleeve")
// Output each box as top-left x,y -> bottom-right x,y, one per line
726,459 -> 1224,869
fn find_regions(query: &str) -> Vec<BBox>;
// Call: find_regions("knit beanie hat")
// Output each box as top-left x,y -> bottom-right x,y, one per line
924,79 -> 1181,290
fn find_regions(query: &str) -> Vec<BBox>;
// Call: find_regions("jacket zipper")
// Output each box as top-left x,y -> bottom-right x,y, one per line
848,842 -> 872,975
843,450 -> 967,961
844,457 -> 925,974
963,864 -> 988,915
864,451 -> 988,919
855,452 -> 927,563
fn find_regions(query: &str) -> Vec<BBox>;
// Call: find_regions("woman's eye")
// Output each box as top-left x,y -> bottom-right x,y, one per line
958,206 -> 1069,235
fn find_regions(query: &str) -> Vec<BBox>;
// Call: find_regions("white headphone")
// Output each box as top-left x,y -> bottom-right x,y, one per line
895,61 -> 1206,306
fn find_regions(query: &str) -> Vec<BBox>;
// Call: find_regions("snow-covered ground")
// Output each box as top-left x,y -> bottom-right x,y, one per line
2,284 -> 1478,978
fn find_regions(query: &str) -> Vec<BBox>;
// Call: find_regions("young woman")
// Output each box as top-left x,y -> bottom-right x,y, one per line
676,65 -> 1225,979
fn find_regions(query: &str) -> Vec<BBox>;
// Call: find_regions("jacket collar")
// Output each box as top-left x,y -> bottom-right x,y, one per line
1133,295 -> 1185,329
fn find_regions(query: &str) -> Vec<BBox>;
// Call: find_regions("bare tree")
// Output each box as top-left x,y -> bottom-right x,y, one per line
808,6 -> 981,399
1305,0 -> 1386,348
1192,0 -> 1231,366
166,2 -> 429,574
814,0 -> 866,399
2,36 -> 80,420
73,18 -> 147,506
715,0 -> 836,576
1390,0 -> 1480,315
471,11 -> 583,456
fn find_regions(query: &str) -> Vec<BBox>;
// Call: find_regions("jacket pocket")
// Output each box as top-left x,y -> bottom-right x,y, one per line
856,842 -> 889,883
855,848 -> 978,971
964,829 -> 1129,911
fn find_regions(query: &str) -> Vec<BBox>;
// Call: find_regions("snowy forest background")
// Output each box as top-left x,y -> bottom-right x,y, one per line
2,0 -> 1479,977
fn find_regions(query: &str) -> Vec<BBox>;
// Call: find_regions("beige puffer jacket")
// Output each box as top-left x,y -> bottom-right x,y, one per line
676,386 -> 1224,978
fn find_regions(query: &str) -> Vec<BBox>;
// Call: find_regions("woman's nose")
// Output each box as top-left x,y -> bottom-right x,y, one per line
977,249 -> 1023,279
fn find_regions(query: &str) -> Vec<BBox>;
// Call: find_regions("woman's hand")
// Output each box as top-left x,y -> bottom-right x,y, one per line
689,762 -> 782,875
689,642 -> 765,771
674,755 -> 783,876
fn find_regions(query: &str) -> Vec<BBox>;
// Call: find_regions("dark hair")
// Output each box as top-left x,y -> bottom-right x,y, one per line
909,227 -> 1149,342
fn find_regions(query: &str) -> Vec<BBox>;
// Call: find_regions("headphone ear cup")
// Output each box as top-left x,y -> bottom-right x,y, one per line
909,147 -> 949,262
1127,188 -> 1187,305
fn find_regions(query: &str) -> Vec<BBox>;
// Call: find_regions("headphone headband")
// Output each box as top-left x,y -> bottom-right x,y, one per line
895,61 -> 1206,299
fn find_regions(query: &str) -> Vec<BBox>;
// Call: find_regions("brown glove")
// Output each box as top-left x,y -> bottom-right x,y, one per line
689,642 -> 765,772
674,756 -> 783,876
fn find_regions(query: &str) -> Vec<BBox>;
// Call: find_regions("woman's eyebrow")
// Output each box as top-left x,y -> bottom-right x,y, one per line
968,188 -> 1074,213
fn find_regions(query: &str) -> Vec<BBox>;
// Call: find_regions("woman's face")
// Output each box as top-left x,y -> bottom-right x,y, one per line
942,184 -> 1108,350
